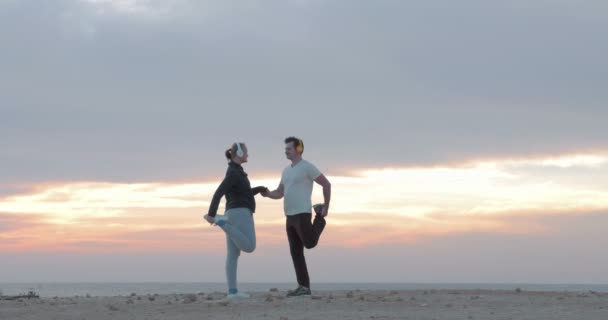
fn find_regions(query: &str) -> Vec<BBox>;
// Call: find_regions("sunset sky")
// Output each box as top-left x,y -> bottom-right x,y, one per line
2,0 -> 607,283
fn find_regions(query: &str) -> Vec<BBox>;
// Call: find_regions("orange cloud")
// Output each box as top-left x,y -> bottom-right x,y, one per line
1,152 -> 608,253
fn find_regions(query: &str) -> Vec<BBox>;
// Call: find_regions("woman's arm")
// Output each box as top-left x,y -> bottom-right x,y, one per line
207,171 -> 237,217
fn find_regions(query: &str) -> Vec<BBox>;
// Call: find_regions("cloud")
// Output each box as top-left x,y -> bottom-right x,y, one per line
2,211 -> 608,282
1,0 -> 607,183
2,152 -> 608,255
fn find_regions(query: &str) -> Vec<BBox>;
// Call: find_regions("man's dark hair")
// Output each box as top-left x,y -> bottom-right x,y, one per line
285,136 -> 304,153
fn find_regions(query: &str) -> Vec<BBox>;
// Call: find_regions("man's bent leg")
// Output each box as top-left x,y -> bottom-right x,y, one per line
295,213 -> 325,249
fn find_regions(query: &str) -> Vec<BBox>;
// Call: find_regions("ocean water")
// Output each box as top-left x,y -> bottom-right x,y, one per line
1,282 -> 608,297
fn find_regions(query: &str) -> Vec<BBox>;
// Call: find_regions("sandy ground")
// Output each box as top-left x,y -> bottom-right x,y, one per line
1,289 -> 607,320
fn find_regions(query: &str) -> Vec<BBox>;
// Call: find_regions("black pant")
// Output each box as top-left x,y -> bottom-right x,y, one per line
286,213 -> 326,288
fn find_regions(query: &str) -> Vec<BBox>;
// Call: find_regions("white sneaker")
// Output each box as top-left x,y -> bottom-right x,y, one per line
227,292 -> 250,300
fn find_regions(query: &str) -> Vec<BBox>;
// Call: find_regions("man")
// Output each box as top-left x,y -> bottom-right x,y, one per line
262,136 -> 331,297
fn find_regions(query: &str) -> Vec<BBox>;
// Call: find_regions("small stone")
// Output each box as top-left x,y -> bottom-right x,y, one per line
182,294 -> 197,304
106,304 -> 119,311
269,288 -> 279,292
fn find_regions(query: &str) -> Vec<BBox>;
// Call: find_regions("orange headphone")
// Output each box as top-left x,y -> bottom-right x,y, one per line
295,138 -> 304,153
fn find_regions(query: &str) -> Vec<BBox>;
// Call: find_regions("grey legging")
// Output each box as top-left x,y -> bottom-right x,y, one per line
220,207 -> 256,292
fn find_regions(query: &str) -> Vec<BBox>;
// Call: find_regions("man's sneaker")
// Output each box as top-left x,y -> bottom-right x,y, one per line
313,203 -> 325,216
227,292 -> 250,300
286,286 -> 311,297
213,215 -> 231,227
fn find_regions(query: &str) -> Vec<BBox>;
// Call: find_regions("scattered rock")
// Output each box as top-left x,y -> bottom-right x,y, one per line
389,290 -> 399,295
264,295 -> 274,302
269,288 -> 279,292
346,291 -> 355,298
410,296 -> 417,301
359,295 -> 365,301
85,294 -> 91,298
515,288 -> 522,293
130,293 -> 137,297
126,299 -> 134,304
445,303 -> 453,308
218,301 -> 230,307
182,294 -> 197,304
470,295 -> 481,300
148,296 -> 156,302
279,317 -> 288,320
106,304 -> 120,311
311,295 -> 322,300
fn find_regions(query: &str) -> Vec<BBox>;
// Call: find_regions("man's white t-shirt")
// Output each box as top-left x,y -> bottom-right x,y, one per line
280,159 -> 321,216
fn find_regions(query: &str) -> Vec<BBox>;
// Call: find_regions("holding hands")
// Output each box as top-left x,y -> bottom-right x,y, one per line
252,186 -> 269,197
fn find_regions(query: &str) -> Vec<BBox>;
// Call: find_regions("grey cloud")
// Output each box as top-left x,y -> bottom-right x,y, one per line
1,0 -> 607,182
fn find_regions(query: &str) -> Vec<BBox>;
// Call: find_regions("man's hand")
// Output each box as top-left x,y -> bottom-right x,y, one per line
313,203 -> 329,217
260,189 -> 269,197
204,214 -> 215,225
321,206 -> 329,217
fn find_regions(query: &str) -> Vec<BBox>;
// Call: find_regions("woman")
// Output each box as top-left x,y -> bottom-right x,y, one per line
204,142 -> 267,299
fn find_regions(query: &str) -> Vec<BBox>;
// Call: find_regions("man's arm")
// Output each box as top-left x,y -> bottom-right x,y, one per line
262,183 -> 284,199
314,174 -> 331,216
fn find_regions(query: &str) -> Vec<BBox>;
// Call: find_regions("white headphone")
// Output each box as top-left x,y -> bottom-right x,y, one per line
235,142 -> 244,157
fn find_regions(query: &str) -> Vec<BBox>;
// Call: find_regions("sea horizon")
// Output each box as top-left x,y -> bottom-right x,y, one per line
2,282 -> 608,297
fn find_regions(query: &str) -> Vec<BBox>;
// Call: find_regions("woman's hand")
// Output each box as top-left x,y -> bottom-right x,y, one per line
204,214 -> 215,225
